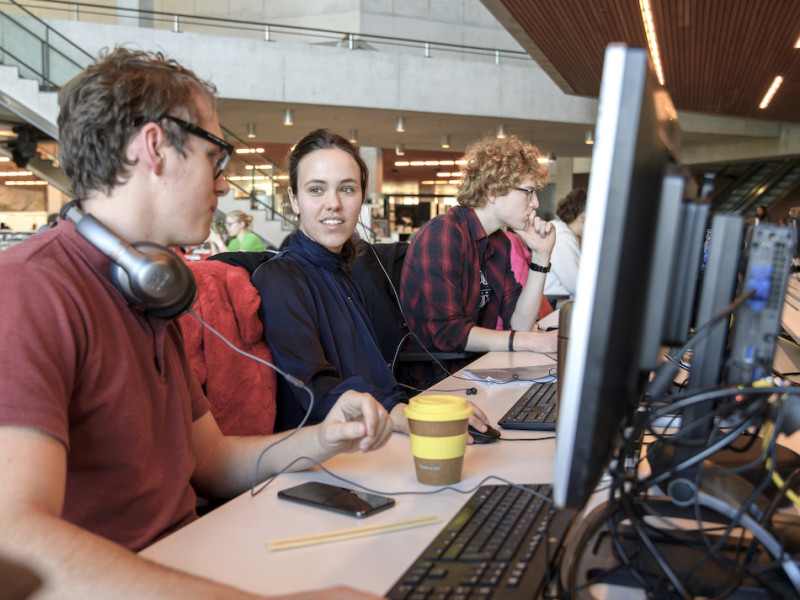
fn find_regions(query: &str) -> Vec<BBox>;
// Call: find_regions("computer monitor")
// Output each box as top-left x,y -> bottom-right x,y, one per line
552,44 -> 685,509
552,46 -> 800,596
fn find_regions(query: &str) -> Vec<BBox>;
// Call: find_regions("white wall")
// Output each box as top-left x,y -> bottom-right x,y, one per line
41,18 -> 596,126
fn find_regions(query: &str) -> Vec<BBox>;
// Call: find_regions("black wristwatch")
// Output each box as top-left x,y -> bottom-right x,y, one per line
529,262 -> 551,273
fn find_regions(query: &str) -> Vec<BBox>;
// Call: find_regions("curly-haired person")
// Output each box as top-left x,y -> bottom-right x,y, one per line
399,134 -> 557,386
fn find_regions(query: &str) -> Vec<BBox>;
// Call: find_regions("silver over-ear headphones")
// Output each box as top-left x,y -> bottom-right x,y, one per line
61,201 -> 197,319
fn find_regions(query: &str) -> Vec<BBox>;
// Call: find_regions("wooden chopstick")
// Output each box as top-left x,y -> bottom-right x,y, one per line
266,515 -> 441,551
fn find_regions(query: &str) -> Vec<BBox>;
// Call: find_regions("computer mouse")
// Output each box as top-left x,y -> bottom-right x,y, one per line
468,424 -> 501,444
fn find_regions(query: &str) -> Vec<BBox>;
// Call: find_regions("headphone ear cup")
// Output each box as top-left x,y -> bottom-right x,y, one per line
110,242 -> 197,319
61,203 -> 197,318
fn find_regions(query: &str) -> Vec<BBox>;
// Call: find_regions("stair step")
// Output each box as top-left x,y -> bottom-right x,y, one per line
0,65 -> 59,136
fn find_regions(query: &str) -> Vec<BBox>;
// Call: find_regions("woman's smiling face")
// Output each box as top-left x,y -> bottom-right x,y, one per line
289,147 -> 363,253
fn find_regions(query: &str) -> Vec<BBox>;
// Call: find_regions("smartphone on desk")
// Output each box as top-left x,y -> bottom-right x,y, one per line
277,481 -> 395,518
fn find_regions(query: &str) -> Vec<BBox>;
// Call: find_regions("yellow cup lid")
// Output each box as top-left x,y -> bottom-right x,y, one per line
404,394 -> 473,422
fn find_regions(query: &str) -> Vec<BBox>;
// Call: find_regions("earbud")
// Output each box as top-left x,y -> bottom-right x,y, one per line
466,387 -> 478,396
61,201 -> 197,318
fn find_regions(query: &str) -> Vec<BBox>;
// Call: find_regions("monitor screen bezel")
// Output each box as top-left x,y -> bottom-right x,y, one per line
552,44 -> 682,508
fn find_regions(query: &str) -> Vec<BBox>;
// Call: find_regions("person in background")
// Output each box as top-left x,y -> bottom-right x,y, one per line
251,129 -> 490,438
753,204 -> 770,225
543,187 -> 586,299
209,209 -> 267,252
36,213 -> 59,232
399,134 -> 558,387
0,48 -> 389,600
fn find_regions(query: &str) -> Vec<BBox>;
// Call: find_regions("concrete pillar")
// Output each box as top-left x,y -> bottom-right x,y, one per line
116,0 -> 154,27
46,185 -> 66,215
552,156 -> 574,211
359,146 -> 384,198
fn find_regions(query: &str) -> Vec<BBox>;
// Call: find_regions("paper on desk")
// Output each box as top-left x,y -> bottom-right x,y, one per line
537,308 -> 560,331
461,365 -> 557,385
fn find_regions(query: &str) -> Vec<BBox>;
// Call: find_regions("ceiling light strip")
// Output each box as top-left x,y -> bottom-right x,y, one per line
392,159 -> 467,167
639,0 -> 665,86
759,75 -> 784,109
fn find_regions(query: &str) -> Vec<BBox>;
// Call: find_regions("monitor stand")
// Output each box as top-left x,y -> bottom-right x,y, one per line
561,481 -> 800,599
560,419 -> 800,598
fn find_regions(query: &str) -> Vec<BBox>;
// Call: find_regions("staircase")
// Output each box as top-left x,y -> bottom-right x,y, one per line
0,1 -> 293,247
0,1 -> 87,193
711,158 -> 800,219
0,63 -> 69,192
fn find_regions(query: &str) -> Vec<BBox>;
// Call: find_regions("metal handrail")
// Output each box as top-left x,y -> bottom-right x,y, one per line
218,124 -> 294,223
3,0 -> 94,62
6,0 -> 92,61
6,0 -> 530,64
0,2 -> 91,89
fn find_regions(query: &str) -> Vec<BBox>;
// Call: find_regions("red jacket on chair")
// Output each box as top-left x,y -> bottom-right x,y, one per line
179,260 -> 277,435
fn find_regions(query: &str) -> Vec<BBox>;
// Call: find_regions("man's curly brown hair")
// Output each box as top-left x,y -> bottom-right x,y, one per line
58,47 -> 216,199
457,134 -> 549,208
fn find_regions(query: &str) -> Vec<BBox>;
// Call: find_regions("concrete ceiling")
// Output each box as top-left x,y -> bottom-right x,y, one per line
214,98 -> 765,186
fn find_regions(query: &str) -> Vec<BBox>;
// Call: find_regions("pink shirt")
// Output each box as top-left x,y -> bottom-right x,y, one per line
496,232 -> 553,330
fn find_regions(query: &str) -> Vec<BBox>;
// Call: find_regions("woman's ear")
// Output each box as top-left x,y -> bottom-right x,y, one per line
288,188 -> 300,215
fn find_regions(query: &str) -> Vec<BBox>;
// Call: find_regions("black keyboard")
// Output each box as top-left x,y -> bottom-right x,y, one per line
497,381 -> 558,431
386,484 -> 576,600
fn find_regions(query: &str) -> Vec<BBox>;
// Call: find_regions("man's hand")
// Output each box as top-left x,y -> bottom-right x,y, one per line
389,403 -> 409,435
317,391 -> 393,454
465,401 -> 492,444
514,213 -> 555,265
515,330 -> 558,354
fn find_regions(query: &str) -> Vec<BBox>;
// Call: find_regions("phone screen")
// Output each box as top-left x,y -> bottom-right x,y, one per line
277,481 -> 395,518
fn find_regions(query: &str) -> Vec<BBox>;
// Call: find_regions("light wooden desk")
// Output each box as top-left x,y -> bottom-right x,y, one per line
140,351 -> 558,597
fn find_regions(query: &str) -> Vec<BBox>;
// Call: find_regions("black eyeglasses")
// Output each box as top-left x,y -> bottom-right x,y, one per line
516,187 -> 538,202
133,115 -> 234,179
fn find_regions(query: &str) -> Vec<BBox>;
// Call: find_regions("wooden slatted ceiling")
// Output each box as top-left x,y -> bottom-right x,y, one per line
492,0 -> 800,124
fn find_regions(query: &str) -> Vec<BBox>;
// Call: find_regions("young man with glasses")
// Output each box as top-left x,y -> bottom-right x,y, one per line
399,134 -> 558,385
0,48 -> 388,599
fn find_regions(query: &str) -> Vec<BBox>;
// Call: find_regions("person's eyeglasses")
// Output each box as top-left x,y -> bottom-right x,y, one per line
225,221 -> 238,227
516,187 -> 537,203
132,115 -> 234,179
161,115 -> 234,179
